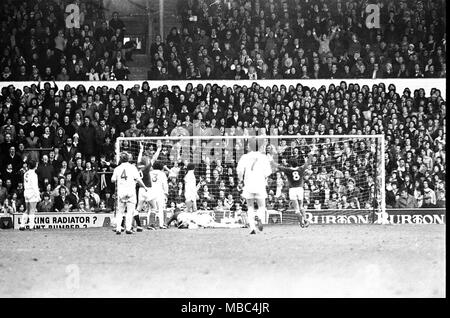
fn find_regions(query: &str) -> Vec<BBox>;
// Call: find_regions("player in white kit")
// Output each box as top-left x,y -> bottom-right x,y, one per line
237,140 -> 273,234
111,152 -> 149,235
184,163 -> 198,212
147,161 -> 169,228
20,160 -> 40,230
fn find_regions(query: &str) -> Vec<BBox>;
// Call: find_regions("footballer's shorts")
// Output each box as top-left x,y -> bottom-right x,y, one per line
118,194 -> 136,204
184,192 -> 197,202
24,193 -> 40,204
138,187 -> 156,202
289,187 -> 304,201
242,189 -> 267,200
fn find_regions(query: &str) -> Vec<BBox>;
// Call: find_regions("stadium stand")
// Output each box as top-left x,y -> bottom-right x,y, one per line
0,0 -> 445,81
0,0 -> 134,82
0,80 -> 445,213
145,0 -> 446,80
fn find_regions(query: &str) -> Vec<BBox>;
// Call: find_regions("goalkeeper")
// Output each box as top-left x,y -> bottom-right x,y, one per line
273,149 -> 315,228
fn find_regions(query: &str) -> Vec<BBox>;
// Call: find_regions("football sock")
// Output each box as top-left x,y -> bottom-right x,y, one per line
29,214 -> 35,229
158,209 -> 164,227
21,213 -> 28,228
296,213 -> 302,223
115,212 -> 124,231
247,206 -> 256,232
134,215 -> 141,227
125,213 -> 133,232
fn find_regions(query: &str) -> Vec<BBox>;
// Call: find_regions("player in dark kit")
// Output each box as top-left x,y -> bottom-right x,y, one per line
274,150 -> 314,227
136,140 -> 163,230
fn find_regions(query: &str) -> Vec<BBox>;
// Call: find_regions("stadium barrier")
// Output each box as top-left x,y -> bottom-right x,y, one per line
4,208 -> 445,230
3,78 -> 446,97
281,208 -> 446,225
10,212 -> 112,229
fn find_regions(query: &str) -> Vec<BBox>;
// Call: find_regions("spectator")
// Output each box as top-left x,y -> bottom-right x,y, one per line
327,192 -> 340,209
394,188 -> 418,208
3,146 -> 23,174
37,192 -> 54,212
435,181 -> 446,208
76,161 -> 99,191
0,179 -> 7,204
109,11 -> 126,35
61,138 -> 77,166
78,200 -> 88,213
54,187 -> 71,212
78,117 -> 97,158
9,192 -> 21,212
53,177 -> 69,198
1,198 -> 15,214
339,195 -> 350,209
87,185 -> 100,209
422,180 -> 437,207
112,61 -> 130,80
2,163 -> 19,189
67,184 -> 80,211
36,155 -> 56,190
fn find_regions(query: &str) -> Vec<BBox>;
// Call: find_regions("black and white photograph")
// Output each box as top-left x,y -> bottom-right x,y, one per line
0,0 -> 446,302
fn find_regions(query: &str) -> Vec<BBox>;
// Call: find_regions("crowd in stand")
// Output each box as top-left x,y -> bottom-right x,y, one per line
0,80 -> 445,215
0,0 -> 446,82
147,0 -> 446,80
0,0 -> 133,82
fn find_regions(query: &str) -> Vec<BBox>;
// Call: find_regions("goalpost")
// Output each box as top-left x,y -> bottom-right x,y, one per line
115,134 -> 386,225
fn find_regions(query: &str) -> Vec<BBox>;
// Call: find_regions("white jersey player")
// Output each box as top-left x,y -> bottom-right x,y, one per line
147,161 -> 169,228
111,152 -> 149,235
20,160 -> 40,230
184,163 -> 199,212
237,141 -> 273,234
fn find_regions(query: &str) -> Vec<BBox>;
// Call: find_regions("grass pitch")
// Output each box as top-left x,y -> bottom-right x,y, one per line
0,224 -> 445,298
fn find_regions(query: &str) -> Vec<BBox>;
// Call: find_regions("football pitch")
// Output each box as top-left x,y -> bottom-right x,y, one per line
0,224 -> 445,298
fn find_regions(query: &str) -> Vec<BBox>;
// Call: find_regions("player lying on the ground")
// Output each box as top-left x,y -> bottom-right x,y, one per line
165,210 -> 246,229
272,150 -> 315,228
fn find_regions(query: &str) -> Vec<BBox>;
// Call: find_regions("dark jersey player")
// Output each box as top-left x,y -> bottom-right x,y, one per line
136,140 -> 163,230
275,150 -> 314,227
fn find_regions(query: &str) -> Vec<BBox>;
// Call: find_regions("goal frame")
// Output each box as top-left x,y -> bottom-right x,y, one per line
116,134 -> 386,221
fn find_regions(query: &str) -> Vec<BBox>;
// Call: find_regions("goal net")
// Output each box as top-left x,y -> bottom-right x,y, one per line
116,133 -> 385,225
